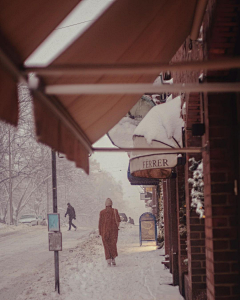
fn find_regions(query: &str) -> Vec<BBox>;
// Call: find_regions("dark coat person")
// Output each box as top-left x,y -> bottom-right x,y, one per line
128,217 -> 134,225
98,198 -> 121,266
65,203 -> 77,231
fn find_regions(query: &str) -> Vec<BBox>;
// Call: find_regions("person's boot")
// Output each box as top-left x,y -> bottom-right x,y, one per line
107,259 -> 111,267
75,227 -> 77,231
112,258 -> 116,266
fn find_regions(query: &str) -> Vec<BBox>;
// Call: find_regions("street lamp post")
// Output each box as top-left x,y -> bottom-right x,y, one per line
52,150 -> 60,294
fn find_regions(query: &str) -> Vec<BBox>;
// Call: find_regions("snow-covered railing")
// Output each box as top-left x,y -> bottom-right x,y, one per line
188,158 -> 204,218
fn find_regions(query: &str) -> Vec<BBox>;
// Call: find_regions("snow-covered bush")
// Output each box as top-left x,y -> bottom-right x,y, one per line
188,158 -> 204,218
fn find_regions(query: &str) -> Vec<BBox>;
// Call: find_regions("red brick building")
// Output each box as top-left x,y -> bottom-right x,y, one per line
164,0 -> 240,299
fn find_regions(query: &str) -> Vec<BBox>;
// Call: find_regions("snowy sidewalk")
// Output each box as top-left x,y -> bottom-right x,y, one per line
17,223 -> 183,300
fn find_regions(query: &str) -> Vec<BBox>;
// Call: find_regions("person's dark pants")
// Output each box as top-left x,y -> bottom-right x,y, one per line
69,218 -> 76,230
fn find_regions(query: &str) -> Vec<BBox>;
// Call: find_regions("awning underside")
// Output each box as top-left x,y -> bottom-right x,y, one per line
0,0 -> 198,173
0,0 -> 81,125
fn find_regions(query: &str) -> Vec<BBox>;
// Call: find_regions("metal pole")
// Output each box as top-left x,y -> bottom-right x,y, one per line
47,178 -> 49,216
52,150 -> 57,213
54,252 -> 60,294
92,147 -> 204,154
45,82 -> 240,95
52,150 -> 60,294
8,130 -> 13,225
24,57 -> 240,76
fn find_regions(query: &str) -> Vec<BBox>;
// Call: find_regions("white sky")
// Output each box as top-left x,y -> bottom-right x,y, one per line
25,0 -> 148,222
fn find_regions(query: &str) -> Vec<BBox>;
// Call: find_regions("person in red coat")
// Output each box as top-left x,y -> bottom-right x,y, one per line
98,198 -> 121,266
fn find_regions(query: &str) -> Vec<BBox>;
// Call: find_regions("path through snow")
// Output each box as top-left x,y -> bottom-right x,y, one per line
17,223 -> 183,300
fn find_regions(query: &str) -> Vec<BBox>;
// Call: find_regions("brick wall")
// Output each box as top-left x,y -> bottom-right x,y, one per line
204,93 -> 240,300
203,0 -> 240,299
185,93 -> 206,300
170,1 -> 240,299
176,165 -> 188,296
172,43 -> 207,298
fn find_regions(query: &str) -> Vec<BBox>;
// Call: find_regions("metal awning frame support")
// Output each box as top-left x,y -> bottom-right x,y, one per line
44,82 -> 240,95
92,146 -> 207,154
25,57 -> 240,95
24,57 -> 240,75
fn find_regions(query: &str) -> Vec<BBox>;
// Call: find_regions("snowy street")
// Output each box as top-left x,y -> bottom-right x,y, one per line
0,224 -> 92,300
1,223 -> 184,300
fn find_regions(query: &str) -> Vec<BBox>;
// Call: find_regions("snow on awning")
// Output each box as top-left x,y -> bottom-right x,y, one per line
130,96 -> 184,179
108,95 -> 155,148
107,77 -> 173,149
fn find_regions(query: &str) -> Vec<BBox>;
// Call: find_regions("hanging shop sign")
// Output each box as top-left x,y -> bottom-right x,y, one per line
107,96 -> 155,148
145,192 -> 152,199
130,153 -> 178,172
129,136 -> 178,179
139,212 -> 157,246
129,96 -> 183,179
130,161 -> 173,179
140,192 -> 152,200
127,164 -> 160,185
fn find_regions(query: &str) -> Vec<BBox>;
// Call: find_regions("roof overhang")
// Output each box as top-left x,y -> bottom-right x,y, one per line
1,0 -> 208,173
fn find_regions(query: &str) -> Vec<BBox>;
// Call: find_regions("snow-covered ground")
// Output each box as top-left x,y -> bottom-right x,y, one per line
0,222 -> 36,234
15,223 -> 183,300
0,222 -> 92,300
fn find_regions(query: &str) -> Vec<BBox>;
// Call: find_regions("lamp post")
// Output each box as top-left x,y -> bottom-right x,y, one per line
51,150 -> 60,294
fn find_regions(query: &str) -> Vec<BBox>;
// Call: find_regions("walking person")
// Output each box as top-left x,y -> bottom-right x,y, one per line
98,198 -> 121,267
65,203 -> 77,231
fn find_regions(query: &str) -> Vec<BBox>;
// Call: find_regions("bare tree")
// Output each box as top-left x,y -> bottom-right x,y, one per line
0,86 -> 126,227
